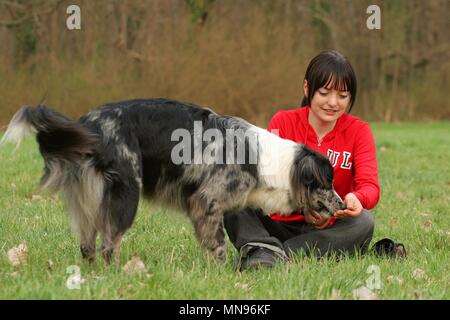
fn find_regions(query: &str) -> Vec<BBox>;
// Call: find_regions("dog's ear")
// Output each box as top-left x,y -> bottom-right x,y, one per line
297,149 -> 333,188
290,147 -> 334,209
290,154 -> 314,208
290,176 -> 308,209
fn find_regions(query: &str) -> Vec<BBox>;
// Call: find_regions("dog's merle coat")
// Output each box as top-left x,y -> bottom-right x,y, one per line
2,99 -> 344,263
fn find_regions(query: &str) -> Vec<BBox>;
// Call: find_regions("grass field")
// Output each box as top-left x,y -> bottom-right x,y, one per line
0,122 -> 448,299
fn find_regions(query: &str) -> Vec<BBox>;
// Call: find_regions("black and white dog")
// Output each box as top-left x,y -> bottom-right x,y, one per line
1,99 -> 344,263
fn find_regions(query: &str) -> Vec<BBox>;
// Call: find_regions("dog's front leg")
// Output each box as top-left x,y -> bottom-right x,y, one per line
193,215 -> 227,262
188,195 -> 227,262
101,231 -> 123,264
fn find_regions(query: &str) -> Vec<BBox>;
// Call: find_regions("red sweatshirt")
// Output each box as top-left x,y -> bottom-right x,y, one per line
268,107 -> 380,223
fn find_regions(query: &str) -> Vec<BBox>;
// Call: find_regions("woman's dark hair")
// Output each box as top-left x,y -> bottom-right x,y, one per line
301,50 -> 357,113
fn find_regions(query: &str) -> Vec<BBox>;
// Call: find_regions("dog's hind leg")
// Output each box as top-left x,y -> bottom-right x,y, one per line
100,179 -> 140,264
68,211 -> 98,263
64,182 -> 102,264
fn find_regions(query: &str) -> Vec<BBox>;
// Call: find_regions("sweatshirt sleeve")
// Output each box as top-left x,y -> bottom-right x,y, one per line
351,123 -> 380,209
267,111 -> 286,138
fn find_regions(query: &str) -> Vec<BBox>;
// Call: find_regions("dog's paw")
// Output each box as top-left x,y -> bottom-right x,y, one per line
208,246 -> 226,263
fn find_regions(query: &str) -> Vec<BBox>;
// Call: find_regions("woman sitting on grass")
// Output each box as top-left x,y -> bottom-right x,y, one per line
224,50 -> 380,271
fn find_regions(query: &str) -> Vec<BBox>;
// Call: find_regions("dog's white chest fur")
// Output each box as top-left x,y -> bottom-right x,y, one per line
246,187 -> 295,214
244,127 -> 297,214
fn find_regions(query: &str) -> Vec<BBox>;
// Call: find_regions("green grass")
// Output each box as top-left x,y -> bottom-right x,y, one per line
0,122 -> 449,299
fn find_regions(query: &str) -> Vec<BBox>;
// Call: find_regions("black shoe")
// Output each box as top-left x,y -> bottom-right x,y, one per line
372,238 -> 407,258
235,245 -> 287,272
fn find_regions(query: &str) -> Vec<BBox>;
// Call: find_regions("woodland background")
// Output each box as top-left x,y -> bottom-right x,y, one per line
0,0 -> 449,126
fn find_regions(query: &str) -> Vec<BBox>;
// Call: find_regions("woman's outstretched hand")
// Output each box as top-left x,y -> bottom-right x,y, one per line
305,211 -> 332,229
334,193 -> 363,218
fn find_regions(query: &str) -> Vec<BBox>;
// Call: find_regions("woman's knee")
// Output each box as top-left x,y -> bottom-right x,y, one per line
360,210 -> 375,232
335,209 -> 374,231
333,210 -> 375,255
339,210 -> 375,242
354,210 -> 375,244
223,207 -> 261,229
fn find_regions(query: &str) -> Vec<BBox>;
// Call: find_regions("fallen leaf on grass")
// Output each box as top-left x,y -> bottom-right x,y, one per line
47,260 -> 54,270
419,212 -> 431,217
413,290 -> 424,300
395,192 -> 406,200
412,268 -> 427,280
175,269 -> 184,278
31,195 -> 43,201
330,288 -> 341,300
7,241 -> 28,267
234,282 -> 249,290
352,286 -> 379,300
422,220 -> 433,231
435,229 -> 448,237
123,256 -> 147,274
386,275 -> 403,285
389,217 -> 399,225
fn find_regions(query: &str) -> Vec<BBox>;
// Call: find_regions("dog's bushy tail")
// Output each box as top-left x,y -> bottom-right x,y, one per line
1,105 -> 100,192
1,105 -> 98,158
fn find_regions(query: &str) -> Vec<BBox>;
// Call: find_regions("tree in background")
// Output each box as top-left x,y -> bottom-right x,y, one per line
0,0 -> 448,124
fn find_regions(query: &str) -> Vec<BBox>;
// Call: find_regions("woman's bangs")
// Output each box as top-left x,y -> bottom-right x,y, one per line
322,69 -> 351,92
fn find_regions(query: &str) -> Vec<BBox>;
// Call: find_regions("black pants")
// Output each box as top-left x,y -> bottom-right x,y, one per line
224,208 -> 375,257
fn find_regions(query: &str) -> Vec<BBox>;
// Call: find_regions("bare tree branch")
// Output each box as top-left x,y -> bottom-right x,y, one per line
0,0 -> 62,27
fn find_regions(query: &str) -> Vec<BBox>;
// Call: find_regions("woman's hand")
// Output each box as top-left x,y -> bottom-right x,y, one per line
305,211 -> 332,229
334,193 -> 363,218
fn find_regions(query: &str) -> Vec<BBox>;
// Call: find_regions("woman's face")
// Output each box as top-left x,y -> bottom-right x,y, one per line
304,79 -> 350,124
